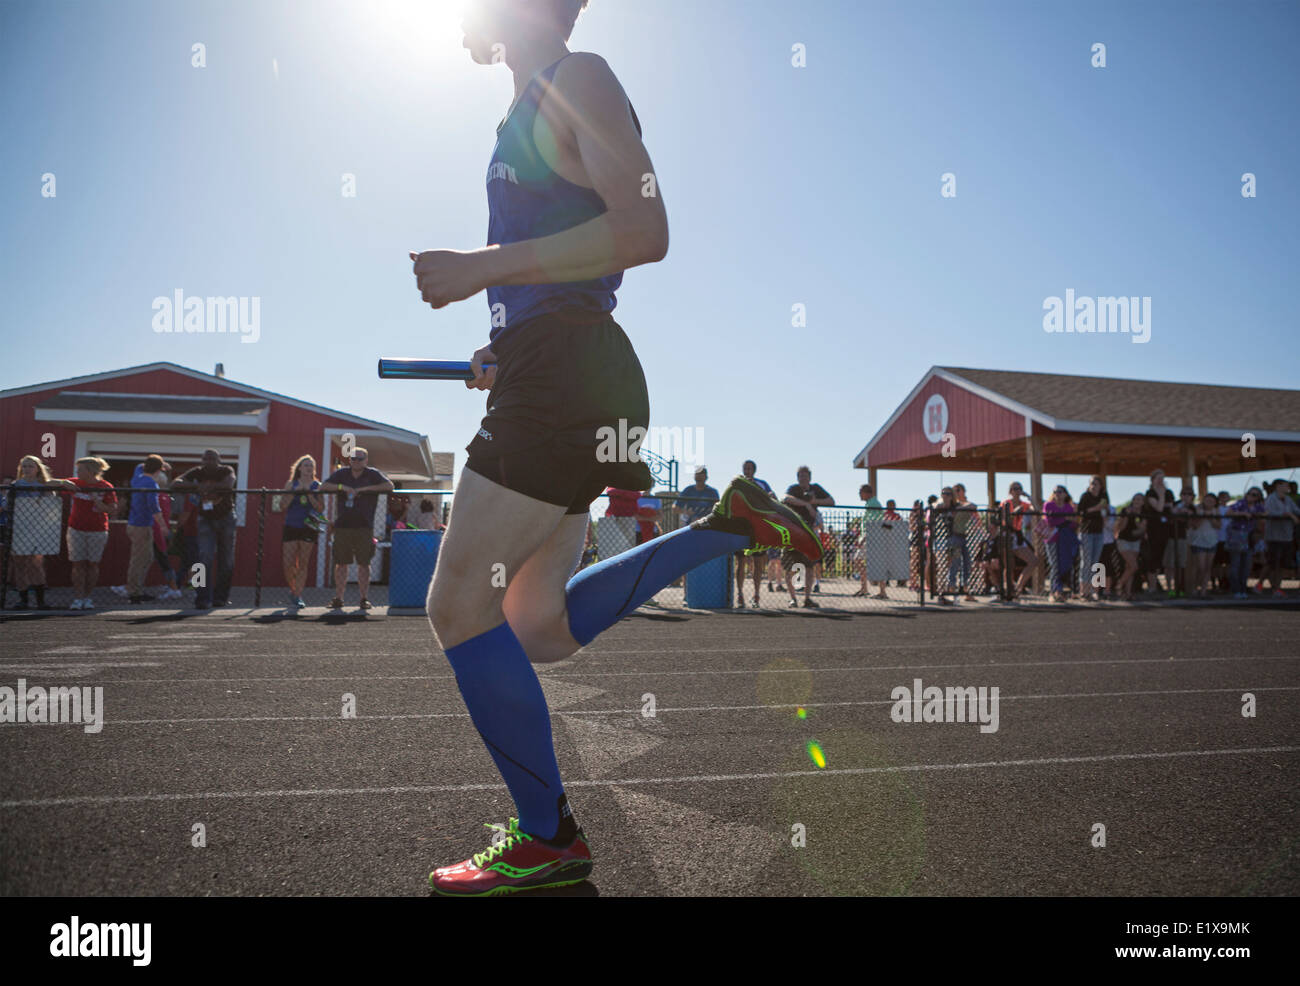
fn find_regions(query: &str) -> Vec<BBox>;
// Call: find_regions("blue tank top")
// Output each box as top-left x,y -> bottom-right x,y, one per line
284,480 -> 319,528
485,54 -> 641,347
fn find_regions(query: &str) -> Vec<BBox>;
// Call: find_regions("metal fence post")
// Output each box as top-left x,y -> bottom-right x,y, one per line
912,507 -> 924,606
254,489 -> 266,609
926,512 -> 935,601
0,485 -> 12,609
1176,514 -> 1187,597
1001,502 -> 1012,601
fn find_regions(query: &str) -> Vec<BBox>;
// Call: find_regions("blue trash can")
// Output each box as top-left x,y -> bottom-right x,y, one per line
684,554 -> 730,608
389,529 -> 443,607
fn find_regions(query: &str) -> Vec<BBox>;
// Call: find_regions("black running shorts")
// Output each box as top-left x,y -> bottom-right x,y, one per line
465,309 -> 652,514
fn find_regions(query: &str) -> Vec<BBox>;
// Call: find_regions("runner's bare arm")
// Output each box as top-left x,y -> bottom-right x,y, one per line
412,54 -> 667,307
484,53 -> 668,284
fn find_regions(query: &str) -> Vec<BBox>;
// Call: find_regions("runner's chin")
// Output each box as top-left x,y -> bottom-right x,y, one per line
464,37 -> 494,64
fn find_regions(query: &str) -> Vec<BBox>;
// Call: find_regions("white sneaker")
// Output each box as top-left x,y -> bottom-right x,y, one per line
82,597 -> 95,610
70,598 -> 85,610
160,588 -> 183,601
110,584 -> 128,597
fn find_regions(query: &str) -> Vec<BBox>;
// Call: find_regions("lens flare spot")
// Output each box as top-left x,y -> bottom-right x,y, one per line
796,707 -> 807,719
806,740 -> 826,769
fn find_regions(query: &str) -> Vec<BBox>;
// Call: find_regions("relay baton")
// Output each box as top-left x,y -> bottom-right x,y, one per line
377,358 -> 496,381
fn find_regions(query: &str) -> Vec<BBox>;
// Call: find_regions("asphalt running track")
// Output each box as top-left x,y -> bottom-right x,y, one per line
1,603 -> 1296,896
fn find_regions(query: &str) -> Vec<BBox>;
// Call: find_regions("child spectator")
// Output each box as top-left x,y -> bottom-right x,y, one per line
415,499 -> 443,531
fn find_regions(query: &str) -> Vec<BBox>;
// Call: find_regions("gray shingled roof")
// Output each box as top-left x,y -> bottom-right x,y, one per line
942,368 -> 1300,432
37,393 -> 268,416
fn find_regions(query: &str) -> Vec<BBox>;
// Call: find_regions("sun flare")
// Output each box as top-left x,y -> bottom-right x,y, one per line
365,0 -> 467,53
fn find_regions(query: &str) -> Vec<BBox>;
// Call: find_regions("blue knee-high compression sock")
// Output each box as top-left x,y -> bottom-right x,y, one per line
444,621 -> 568,841
566,525 -> 749,646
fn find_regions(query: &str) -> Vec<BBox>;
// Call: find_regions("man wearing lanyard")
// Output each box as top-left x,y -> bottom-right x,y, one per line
171,450 -> 236,609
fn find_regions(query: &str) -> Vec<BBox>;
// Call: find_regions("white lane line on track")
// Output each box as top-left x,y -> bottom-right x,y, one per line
552,654 -> 1300,676
3,746 -> 1296,809
0,663 -> 166,671
39,653 -> 1300,684
107,633 -> 245,640
577,636 -> 1300,655
29,685 -> 1300,726
34,646 -> 202,656
18,637 -> 1288,662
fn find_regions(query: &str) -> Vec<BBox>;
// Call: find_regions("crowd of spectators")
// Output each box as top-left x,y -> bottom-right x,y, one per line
913,470 -> 1300,603
0,447 -> 450,612
6,449 -> 1296,611
594,464 -> 1300,608
602,461 -> 837,608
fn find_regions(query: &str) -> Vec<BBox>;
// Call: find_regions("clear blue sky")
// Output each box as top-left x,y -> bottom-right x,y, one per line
3,0 -> 1297,510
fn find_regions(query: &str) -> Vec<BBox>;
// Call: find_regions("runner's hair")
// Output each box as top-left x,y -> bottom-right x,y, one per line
548,0 -> 589,40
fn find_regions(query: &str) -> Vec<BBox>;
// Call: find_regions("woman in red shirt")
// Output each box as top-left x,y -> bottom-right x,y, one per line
53,456 -> 117,610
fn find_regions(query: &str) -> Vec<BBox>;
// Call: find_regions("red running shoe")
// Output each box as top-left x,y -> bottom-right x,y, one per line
429,818 -> 593,897
699,476 -> 823,562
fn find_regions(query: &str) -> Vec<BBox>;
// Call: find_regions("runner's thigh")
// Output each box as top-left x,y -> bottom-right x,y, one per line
430,468 -> 567,611
502,513 -> 588,636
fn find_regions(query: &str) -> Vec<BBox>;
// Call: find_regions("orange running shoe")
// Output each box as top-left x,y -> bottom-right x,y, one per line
429,817 -> 593,897
698,476 -> 823,562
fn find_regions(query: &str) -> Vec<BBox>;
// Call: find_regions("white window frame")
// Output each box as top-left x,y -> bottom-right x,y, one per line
73,431 -> 252,526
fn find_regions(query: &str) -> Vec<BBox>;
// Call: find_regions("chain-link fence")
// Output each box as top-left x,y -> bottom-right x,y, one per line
947,504 -> 1298,603
580,493 -> 926,610
2,486 -> 1293,611
0,485 -> 450,612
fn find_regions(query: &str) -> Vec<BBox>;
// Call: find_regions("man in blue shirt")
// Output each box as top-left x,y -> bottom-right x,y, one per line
126,455 -> 168,603
677,466 -> 720,525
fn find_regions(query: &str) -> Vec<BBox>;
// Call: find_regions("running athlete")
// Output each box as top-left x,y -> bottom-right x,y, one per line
411,0 -> 822,897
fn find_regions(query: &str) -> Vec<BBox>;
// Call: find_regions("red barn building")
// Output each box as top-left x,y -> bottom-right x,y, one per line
855,366 -> 1300,506
0,362 -> 452,596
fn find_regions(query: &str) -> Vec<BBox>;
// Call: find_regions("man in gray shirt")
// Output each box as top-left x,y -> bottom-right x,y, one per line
1263,479 -> 1300,596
